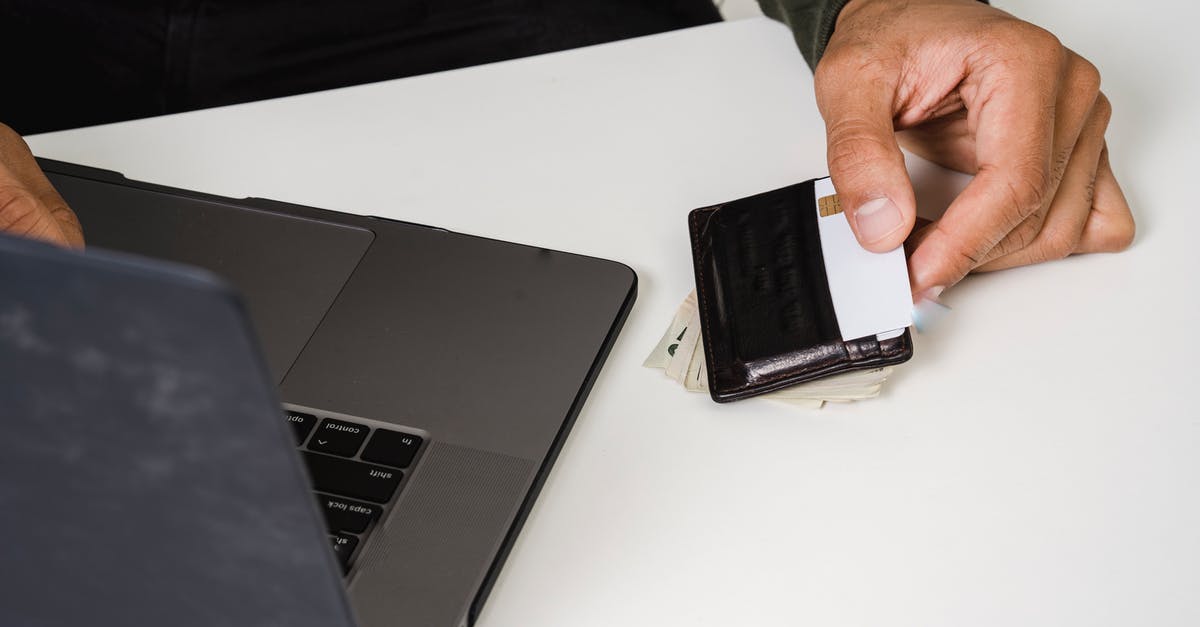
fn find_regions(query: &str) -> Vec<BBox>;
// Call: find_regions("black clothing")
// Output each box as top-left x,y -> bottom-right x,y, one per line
757,0 -> 851,68
1,1 -> 721,134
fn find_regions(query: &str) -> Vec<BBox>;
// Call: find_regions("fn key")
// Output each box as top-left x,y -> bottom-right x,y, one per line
361,429 -> 423,468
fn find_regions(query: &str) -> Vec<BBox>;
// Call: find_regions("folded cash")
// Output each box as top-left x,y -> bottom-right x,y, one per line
644,291 -> 892,409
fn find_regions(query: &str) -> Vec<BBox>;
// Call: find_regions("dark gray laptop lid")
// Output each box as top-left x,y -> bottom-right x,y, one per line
47,171 -> 375,383
0,234 -> 356,627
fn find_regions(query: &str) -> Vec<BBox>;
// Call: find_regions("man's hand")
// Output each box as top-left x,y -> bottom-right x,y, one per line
0,123 -> 83,248
815,0 -> 1133,297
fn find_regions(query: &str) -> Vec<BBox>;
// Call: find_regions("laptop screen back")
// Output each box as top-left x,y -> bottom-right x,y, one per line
0,235 -> 355,627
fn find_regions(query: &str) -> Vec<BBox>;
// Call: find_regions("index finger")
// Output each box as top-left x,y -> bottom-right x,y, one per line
907,49 -> 1061,293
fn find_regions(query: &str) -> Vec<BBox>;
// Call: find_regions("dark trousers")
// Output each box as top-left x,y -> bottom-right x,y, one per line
1,1 -> 721,135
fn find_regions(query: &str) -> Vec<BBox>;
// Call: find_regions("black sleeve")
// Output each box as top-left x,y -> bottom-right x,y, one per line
756,0 -> 990,70
756,0 -> 853,69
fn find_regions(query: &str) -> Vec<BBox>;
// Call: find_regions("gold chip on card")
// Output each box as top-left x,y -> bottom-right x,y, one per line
817,193 -> 843,217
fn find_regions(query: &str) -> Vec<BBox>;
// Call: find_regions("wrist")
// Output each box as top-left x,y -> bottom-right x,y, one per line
834,0 -> 888,30
836,0 -> 989,31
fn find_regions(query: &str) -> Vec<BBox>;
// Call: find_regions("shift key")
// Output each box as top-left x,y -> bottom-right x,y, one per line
303,452 -> 403,504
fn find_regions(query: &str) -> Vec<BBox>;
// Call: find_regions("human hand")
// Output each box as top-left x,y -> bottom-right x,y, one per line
0,123 -> 83,247
814,0 -> 1133,297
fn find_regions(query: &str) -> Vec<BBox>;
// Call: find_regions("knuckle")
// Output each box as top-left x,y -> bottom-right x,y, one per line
1014,163 -> 1051,212
1011,215 -> 1044,250
49,202 -> 84,243
1083,176 -> 1098,207
1099,213 -> 1136,251
1051,144 -> 1073,183
1028,24 -> 1065,58
1071,56 -> 1103,95
813,48 -> 846,85
1037,226 -> 1080,261
815,46 -> 859,79
919,223 -> 988,280
0,183 -> 36,214
1093,91 -> 1113,127
826,121 -> 896,180
813,47 -> 856,90
933,225 -> 989,274
995,20 -> 1064,61
0,184 -> 82,245
994,213 -> 1043,258
951,244 -> 986,274
992,162 -> 1050,224
0,184 -> 42,232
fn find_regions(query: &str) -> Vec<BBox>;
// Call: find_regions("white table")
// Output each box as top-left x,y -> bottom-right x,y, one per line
29,3 -> 1200,625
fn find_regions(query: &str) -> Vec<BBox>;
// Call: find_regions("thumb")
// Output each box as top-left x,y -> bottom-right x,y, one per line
815,61 -> 916,253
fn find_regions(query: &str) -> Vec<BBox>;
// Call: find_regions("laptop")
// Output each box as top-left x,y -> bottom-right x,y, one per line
3,159 -> 637,626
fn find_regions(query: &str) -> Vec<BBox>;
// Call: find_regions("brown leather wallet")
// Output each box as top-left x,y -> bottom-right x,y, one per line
688,179 -> 913,403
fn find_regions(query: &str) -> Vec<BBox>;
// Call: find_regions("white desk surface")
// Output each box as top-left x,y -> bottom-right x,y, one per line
29,2 -> 1199,625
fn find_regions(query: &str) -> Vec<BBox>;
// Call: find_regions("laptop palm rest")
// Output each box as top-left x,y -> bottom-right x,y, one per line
48,174 -> 374,382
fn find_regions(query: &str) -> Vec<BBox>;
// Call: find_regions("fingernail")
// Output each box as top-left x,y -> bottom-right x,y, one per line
854,197 -> 904,244
921,285 -> 946,302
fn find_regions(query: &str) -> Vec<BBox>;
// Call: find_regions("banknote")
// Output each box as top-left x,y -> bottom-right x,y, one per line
642,291 -> 695,370
645,291 -> 892,409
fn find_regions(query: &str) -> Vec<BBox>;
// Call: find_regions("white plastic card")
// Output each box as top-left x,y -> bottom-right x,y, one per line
812,177 -> 912,342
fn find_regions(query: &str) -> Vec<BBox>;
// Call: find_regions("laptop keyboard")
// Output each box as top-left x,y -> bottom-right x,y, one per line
285,409 -> 424,573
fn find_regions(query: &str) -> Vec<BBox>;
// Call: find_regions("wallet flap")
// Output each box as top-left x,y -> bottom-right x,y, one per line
688,181 -> 914,403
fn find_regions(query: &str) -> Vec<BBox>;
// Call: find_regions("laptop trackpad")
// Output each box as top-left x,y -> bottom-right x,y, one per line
52,175 -> 374,383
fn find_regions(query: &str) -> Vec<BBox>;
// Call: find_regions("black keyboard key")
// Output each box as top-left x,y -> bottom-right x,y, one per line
285,410 -> 318,444
316,493 -> 381,534
308,419 -> 370,457
303,452 -> 402,504
361,429 -> 423,468
330,533 -> 359,570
